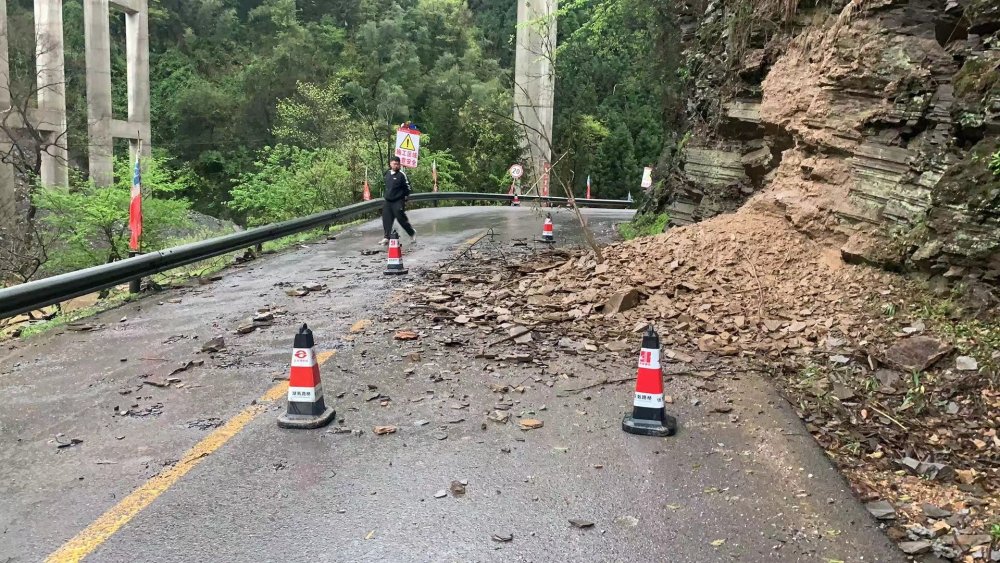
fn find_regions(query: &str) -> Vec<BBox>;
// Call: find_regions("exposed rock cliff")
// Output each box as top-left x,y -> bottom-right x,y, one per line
648,0 -> 1000,288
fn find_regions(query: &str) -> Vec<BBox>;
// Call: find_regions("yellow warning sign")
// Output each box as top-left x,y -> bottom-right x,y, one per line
395,126 -> 421,168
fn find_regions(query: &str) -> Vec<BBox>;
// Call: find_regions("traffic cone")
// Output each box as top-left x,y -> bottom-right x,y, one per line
622,325 -> 677,437
384,230 -> 408,275
541,213 -> 555,243
512,194 -> 520,207
278,324 -> 336,429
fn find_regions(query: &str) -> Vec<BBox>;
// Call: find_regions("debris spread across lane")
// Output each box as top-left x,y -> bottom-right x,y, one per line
399,209 -> 997,562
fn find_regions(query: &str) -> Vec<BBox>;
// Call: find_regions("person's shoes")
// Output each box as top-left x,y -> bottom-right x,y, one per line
379,238 -> 389,246
409,233 -> 417,245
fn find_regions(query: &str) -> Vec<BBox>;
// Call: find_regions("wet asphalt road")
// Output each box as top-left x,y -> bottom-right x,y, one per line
0,206 -> 903,562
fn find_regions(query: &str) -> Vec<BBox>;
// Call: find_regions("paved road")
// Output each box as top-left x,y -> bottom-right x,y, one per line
0,206 -> 903,562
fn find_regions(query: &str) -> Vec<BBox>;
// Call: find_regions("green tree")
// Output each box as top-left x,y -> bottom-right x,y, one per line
228,145 -> 354,227
34,153 -> 192,273
593,120 -> 638,199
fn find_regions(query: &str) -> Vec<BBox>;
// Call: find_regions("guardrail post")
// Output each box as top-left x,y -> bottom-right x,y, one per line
128,251 -> 141,294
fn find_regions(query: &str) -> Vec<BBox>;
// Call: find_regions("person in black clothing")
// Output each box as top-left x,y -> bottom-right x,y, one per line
380,156 -> 416,245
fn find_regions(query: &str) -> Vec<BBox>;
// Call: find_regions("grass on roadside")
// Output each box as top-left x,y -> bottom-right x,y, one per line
619,212 -> 670,240
13,292 -> 139,339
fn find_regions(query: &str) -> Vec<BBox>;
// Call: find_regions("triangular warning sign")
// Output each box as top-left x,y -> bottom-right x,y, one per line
400,135 -> 416,151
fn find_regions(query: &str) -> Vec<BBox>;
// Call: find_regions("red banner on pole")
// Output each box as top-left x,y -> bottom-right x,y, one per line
363,167 -> 371,201
128,151 -> 143,251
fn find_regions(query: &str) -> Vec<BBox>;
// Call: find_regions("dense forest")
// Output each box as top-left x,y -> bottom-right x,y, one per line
3,0 -> 671,221
0,0 -> 681,280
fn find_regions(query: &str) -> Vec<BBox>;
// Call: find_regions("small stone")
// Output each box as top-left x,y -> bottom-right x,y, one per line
450,481 -> 466,496
921,504 -> 952,519
491,533 -> 513,543
898,541 -> 932,555
955,356 -> 978,371
885,336 -> 952,371
518,419 -> 543,430
434,490 -> 447,499
865,500 -> 896,520
253,312 -> 274,323
831,384 -> 856,401
487,411 -> 511,424
394,330 -> 419,341
201,336 -> 226,353
569,519 -> 595,529
601,289 -> 642,315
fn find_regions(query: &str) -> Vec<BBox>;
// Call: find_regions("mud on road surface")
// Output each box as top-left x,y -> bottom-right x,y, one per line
0,206 -> 903,562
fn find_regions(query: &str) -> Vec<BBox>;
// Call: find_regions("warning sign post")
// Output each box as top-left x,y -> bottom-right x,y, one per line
395,127 -> 421,168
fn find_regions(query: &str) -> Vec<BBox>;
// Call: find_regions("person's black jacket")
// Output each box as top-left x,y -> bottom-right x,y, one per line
384,170 -> 412,202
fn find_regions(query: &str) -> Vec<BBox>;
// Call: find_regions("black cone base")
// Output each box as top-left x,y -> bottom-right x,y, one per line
384,268 -> 408,276
278,407 -> 336,429
622,412 -> 677,437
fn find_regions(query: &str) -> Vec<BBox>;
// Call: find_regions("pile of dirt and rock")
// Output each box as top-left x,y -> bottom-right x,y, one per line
408,208 -> 999,561
648,0 -> 1000,289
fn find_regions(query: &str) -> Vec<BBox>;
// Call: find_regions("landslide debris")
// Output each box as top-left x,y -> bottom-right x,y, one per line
409,209 -> 999,562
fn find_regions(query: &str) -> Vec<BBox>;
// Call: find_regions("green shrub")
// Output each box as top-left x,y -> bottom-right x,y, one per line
989,150 -> 1000,178
34,153 -> 192,273
228,144 -> 353,227
619,212 -> 669,240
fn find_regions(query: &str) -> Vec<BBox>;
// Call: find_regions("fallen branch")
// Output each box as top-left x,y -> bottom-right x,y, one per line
870,403 -> 909,432
561,377 -> 634,394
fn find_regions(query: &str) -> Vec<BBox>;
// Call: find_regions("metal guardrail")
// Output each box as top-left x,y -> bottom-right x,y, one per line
0,193 -> 631,319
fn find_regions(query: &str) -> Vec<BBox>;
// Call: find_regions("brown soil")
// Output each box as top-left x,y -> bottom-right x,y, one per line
411,203 -> 1000,561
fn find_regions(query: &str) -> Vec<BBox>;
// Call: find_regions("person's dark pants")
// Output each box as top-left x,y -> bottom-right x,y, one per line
382,199 -> 415,238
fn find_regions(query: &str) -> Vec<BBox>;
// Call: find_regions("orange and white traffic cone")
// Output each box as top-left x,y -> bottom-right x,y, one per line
511,194 -> 520,207
384,230 -> 408,276
278,324 -> 336,429
541,213 -> 555,243
622,325 -> 677,437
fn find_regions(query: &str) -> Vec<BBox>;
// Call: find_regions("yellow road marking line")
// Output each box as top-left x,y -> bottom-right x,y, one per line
46,351 -> 338,563
457,230 -> 488,252
463,232 -> 485,246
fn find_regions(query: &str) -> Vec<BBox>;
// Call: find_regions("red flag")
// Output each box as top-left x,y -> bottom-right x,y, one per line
508,181 -> 515,195
128,152 -> 143,251
586,175 -> 592,199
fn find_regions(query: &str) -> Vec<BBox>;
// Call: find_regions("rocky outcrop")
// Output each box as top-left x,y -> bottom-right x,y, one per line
652,0 -> 1000,287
